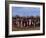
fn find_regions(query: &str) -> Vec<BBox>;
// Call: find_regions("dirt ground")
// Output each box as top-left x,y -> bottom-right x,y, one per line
12,25 -> 40,31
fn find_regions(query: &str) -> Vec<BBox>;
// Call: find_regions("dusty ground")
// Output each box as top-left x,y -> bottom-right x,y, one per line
12,25 -> 40,31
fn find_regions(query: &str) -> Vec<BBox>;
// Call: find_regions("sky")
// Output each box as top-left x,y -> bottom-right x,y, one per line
12,7 -> 40,17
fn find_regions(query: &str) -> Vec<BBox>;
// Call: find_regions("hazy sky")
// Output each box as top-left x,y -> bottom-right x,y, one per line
12,7 -> 40,17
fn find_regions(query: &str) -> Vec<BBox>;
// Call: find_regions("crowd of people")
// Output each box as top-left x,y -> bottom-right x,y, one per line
12,16 -> 40,28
